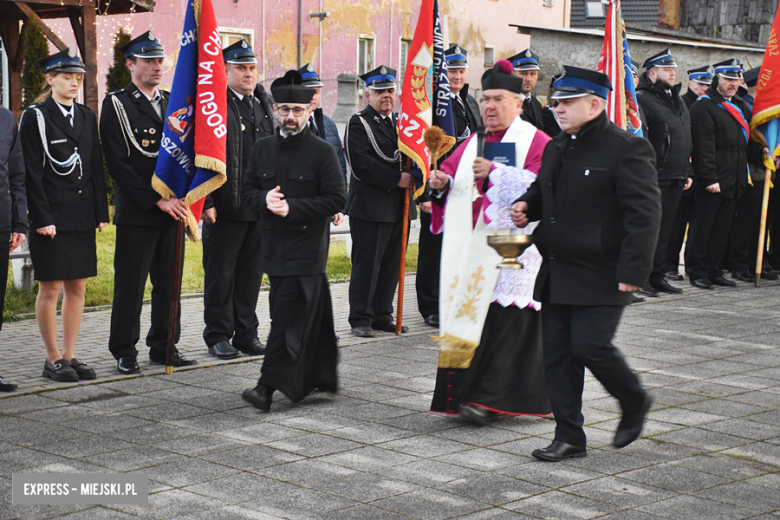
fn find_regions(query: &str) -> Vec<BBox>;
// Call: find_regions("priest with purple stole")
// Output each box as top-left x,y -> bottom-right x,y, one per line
428,60 -> 552,424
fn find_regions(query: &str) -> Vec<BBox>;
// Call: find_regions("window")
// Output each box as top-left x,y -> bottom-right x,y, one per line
484,46 -> 495,67
358,37 -> 375,76
399,39 -> 411,86
542,0 -> 553,6
585,1 -> 606,18
218,27 -> 255,49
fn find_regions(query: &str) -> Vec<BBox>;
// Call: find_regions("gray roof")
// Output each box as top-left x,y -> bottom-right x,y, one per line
570,0 -> 659,28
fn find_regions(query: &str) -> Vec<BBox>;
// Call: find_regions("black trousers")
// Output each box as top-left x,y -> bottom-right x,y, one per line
729,181 -> 764,273
664,194 -> 694,274
108,222 -> 184,359
650,182 -> 684,284
766,185 -> 780,269
0,231 -> 8,333
684,193 -> 735,281
415,211 -> 442,318
541,304 -> 646,447
202,218 -> 263,348
348,218 -> 405,328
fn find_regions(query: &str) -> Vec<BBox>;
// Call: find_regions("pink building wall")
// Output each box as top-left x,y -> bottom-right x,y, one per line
43,0 -> 569,115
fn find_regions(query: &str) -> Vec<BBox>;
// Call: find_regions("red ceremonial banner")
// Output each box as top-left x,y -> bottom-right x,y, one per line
751,4 -> 780,169
398,0 -> 434,199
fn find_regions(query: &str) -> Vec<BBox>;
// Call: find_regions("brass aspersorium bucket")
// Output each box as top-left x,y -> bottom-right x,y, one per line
487,234 -> 534,269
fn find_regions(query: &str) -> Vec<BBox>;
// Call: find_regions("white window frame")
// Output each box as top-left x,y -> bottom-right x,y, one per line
218,27 -> 255,49
484,45 -> 495,67
398,38 -> 412,87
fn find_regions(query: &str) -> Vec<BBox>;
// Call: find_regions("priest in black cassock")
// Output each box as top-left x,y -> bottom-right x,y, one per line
240,70 -> 346,412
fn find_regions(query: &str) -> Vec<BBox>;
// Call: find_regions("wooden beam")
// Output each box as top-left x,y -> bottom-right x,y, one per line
12,0 -> 85,7
67,7 -> 84,58
81,0 -> 98,114
13,19 -> 25,73
14,1 -> 67,50
0,15 -> 23,118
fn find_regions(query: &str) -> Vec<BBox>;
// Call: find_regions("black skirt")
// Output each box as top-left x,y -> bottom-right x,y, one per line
431,303 -> 552,417
28,229 -> 98,281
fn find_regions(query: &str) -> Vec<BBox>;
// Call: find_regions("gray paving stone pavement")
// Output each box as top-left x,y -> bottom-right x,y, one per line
0,274 -> 779,519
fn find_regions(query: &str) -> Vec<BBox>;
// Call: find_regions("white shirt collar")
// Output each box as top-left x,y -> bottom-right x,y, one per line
140,87 -> 162,103
229,87 -> 246,101
55,101 -> 75,121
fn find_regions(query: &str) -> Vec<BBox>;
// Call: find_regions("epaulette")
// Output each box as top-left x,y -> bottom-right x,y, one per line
106,89 -> 125,96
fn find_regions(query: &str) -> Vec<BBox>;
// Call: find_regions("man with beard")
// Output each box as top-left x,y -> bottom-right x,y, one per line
665,65 -> 713,280
345,66 -> 415,337
415,45 -> 483,329
512,66 -> 660,461
240,70 -> 346,412
201,39 -> 275,360
686,59 -> 756,289
635,49 -> 692,297
508,49 -> 545,133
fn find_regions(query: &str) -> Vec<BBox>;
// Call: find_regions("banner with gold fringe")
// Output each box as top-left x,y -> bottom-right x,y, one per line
152,0 -> 227,240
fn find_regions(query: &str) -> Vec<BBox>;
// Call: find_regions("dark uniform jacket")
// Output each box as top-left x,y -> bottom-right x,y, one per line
20,96 -> 109,231
689,86 -> 760,199
636,74 -> 692,182
311,108 -> 347,180
541,106 -> 563,138
344,104 -> 415,222
452,86 -> 482,142
520,95 -> 544,132
205,85 -> 275,220
242,127 -> 346,276
0,107 -> 26,234
518,111 -> 661,306
100,81 -> 170,227
682,88 -> 699,110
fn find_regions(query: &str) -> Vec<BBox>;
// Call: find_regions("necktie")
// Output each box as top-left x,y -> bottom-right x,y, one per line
150,95 -> 162,119
66,114 -> 73,127
243,95 -> 253,110
385,116 -> 395,133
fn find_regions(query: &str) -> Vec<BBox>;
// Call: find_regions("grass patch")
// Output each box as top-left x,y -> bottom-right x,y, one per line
4,225 -> 419,321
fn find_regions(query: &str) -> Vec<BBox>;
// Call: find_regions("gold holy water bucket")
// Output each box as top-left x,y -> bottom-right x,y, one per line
487,234 -> 534,269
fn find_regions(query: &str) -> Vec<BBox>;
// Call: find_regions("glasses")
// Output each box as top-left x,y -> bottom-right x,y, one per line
479,96 -> 513,107
277,106 -> 307,116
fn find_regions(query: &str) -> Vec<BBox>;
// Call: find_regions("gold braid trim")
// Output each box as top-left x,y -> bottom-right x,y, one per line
185,208 -> 200,242
151,174 -> 176,200
193,0 -> 202,27
434,333 -> 480,369
398,140 -> 428,200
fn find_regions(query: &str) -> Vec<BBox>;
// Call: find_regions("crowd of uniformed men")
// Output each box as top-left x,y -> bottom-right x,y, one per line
0,29 -> 773,460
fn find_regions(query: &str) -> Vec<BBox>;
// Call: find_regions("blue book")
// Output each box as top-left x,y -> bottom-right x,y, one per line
483,142 -> 516,167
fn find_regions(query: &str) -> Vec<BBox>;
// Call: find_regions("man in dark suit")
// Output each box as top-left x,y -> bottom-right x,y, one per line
0,104 -> 26,392
101,32 -> 196,373
201,39 -> 275,360
240,69 -> 346,412
508,49 -> 546,133
344,66 -> 415,338
415,45 -> 483,328
512,66 -> 661,461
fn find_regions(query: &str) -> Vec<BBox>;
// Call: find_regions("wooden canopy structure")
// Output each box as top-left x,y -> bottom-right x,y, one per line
0,0 -> 154,118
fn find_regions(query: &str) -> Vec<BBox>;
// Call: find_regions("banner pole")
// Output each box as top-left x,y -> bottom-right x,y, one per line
165,219 -> 186,374
756,171 -> 773,287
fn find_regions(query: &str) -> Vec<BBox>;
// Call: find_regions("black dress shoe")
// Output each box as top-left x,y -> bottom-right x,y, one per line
234,338 -> 266,356
352,326 -> 375,338
650,278 -> 683,294
759,270 -> 779,280
665,271 -> 684,281
208,340 -> 241,359
149,351 -> 198,367
42,359 -> 79,382
532,441 -> 587,462
638,286 -> 659,297
691,278 -> 714,290
117,357 -> 140,374
614,394 -> 654,448
0,375 -> 17,392
424,314 -> 440,328
710,276 -> 736,287
731,270 -> 754,282
372,322 -> 409,333
631,295 -> 646,304
458,404 -> 491,426
242,384 -> 274,412
69,358 -> 96,380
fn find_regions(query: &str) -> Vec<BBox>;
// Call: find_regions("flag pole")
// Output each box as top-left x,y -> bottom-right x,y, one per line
755,171 -> 773,287
165,219 -> 186,374
397,159 -> 411,335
